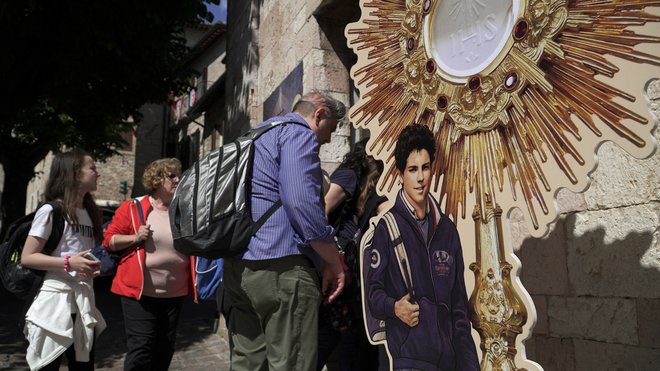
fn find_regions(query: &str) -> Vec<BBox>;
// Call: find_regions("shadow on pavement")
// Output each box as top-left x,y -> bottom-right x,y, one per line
0,276 -> 228,371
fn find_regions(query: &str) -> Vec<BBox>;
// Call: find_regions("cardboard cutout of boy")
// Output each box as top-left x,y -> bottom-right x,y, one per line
362,123 -> 479,371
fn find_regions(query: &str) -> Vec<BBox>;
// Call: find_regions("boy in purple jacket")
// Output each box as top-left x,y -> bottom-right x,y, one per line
365,123 -> 479,371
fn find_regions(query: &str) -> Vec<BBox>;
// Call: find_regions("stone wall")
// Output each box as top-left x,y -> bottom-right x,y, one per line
224,0 -> 260,142
228,0 -> 358,169
95,149 -> 135,204
511,79 -> 660,370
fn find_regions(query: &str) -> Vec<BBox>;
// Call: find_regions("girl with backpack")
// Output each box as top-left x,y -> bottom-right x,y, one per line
21,149 -> 106,371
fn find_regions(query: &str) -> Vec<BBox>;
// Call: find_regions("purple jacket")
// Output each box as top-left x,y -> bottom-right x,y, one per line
366,191 -> 479,371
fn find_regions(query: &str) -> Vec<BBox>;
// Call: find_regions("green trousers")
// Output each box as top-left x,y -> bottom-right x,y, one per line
224,255 -> 321,371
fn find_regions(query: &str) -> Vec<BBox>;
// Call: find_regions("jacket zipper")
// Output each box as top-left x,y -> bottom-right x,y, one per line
403,210 -> 440,304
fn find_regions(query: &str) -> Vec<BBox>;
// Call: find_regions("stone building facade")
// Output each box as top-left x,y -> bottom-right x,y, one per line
224,0 -> 363,172
134,23 -> 226,196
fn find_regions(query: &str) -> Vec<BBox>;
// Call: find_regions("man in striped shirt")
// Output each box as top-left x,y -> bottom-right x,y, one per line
224,91 -> 347,371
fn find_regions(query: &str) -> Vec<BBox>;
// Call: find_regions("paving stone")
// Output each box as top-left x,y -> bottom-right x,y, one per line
0,278 -> 230,371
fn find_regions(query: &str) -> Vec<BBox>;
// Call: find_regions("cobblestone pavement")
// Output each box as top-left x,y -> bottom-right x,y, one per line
0,277 -> 231,371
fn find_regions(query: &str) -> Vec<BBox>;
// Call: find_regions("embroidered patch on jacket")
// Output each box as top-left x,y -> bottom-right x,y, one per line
433,250 -> 453,276
370,249 -> 381,269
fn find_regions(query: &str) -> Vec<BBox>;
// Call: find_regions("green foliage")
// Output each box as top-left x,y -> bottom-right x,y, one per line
0,0 -> 219,156
0,0 -> 220,229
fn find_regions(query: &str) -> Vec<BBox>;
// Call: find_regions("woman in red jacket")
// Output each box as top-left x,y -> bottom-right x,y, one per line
103,158 -> 196,371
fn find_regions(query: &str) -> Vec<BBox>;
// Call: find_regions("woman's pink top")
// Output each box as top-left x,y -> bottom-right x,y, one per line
141,207 -> 190,298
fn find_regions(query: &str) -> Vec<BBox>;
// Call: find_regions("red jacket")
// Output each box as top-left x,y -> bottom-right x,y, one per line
103,196 -> 197,302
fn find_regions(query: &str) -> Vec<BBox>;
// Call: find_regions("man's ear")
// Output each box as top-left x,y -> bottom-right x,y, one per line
314,107 -> 327,122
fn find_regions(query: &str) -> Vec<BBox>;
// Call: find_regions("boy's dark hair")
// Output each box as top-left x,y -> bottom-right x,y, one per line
394,123 -> 436,172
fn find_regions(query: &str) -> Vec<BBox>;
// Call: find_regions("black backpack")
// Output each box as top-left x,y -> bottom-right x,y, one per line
0,201 -> 65,300
169,120 -> 305,259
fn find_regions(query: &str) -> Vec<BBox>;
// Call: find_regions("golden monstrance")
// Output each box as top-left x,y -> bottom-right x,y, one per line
347,1 -> 659,369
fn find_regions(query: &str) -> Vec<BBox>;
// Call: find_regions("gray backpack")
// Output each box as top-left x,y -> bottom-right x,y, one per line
169,120 -> 303,259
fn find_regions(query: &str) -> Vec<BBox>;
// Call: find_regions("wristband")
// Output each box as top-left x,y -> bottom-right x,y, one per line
64,255 -> 71,272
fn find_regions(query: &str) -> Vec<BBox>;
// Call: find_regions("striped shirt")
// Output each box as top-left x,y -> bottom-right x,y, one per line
242,112 -> 335,260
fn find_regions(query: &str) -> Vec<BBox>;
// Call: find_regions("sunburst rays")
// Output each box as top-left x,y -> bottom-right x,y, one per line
347,0 -> 660,229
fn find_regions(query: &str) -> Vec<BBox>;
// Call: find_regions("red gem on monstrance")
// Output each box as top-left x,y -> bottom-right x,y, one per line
468,76 -> 481,91
426,59 -> 436,74
406,37 -> 415,51
513,19 -> 529,40
423,0 -> 432,13
504,72 -> 519,90
437,95 -> 448,110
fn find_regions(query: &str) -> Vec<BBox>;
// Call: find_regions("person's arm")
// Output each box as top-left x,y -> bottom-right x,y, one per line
309,240 -> 345,303
448,225 -> 480,371
278,126 -> 344,301
103,199 -> 151,252
22,236 -> 100,278
366,218 -> 420,326
21,206 -> 100,277
324,168 -> 357,217
109,224 -> 151,251
324,183 -> 348,217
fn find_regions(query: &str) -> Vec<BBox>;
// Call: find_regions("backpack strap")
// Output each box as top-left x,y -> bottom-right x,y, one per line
249,120 -> 308,141
251,200 -> 282,234
42,201 -> 65,256
122,198 -> 146,255
135,198 -> 146,225
382,212 -> 415,300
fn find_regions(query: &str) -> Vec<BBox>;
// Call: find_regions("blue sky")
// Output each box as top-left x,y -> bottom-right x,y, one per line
206,0 -> 227,23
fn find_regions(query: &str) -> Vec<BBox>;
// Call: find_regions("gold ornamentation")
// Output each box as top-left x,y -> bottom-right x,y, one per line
470,198 -> 527,371
347,0 -> 660,230
518,0 -> 567,61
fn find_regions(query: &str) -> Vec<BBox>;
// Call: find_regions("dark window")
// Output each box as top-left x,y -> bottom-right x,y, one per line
119,131 -> 134,152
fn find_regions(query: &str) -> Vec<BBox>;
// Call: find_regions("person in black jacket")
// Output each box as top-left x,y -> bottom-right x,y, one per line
318,139 -> 387,371
365,124 -> 479,371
